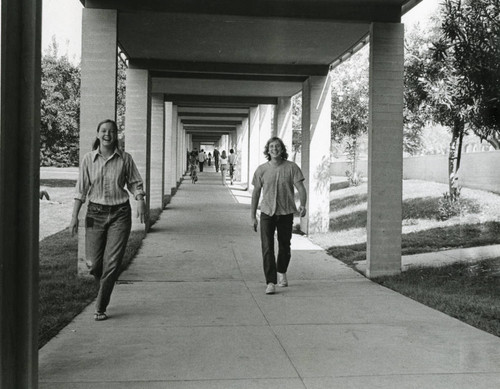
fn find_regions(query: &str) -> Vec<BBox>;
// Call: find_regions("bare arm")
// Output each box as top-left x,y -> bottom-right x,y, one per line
294,180 -> 307,217
69,199 -> 83,237
251,185 -> 262,232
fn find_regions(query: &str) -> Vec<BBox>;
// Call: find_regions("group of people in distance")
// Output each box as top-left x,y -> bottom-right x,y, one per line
188,147 -> 238,186
70,119 -> 307,321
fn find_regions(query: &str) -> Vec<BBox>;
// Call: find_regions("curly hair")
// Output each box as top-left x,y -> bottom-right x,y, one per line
263,137 -> 288,161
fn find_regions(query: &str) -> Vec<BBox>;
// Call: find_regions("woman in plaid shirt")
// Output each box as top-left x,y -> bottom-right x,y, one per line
69,119 -> 146,321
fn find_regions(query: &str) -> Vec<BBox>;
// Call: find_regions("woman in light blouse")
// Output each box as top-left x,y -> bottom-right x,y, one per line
219,150 -> 228,186
69,119 -> 146,321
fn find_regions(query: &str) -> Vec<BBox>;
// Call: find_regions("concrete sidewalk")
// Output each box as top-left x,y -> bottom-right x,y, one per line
39,169 -> 500,388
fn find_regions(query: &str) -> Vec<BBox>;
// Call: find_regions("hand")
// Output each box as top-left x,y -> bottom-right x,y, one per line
69,217 -> 78,237
251,217 -> 258,232
136,200 -> 147,224
298,205 -> 307,217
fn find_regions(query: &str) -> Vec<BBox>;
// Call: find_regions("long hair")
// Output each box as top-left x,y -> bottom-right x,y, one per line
221,150 -> 227,159
263,137 -> 288,161
92,119 -> 119,150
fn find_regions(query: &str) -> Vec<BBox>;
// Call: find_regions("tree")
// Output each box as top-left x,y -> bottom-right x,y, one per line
291,92 -> 302,162
405,0 -> 500,199
436,0 -> 500,136
331,48 -> 369,185
40,38 -> 80,166
117,59 -> 127,135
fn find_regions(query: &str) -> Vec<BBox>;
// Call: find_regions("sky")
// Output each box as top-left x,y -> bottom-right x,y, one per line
42,0 -> 83,63
42,0 -> 440,64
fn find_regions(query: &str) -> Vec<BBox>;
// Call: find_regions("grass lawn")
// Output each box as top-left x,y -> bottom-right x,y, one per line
39,207 -> 162,348
310,179 -> 500,337
374,259 -> 500,338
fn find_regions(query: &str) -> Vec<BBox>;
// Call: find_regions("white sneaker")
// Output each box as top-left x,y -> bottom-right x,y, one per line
278,272 -> 288,287
265,283 -> 276,295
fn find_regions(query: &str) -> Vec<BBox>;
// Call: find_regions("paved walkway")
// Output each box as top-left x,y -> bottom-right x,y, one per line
39,168 -> 500,388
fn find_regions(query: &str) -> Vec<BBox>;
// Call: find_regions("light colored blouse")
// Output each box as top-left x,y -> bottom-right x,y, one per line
220,156 -> 228,165
75,148 -> 145,205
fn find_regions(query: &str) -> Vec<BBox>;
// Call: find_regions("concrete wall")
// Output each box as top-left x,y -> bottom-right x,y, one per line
330,150 -> 500,194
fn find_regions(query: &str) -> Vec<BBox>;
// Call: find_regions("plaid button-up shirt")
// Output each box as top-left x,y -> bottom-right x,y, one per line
75,148 -> 145,205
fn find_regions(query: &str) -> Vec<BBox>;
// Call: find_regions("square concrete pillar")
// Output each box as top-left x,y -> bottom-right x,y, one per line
126,68 -> 151,231
170,106 -> 179,191
78,9 -> 117,276
150,94 -> 165,210
164,102 -> 173,198
259,104 -> 274,165
176,116 -> 183,184
276,97 -> 293,156
177,123 -> 185,179
0,1 -> 41,386
300,76 -> 332,234
366,23 -> 404,277
248,106 -> 261,179
237,117 -> 250,185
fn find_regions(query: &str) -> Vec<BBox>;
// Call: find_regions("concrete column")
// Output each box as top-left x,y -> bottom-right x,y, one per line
300,76 -> 332,234
126,68 -> 151,231
170,106 -> 178,191
150,94 -> 165,210
248,106 -> 260,182
176,116 -> 183,183
259,104 -> 274,165
0,1 -> 41,387
78,9 -> 117,275
164,102 -> 173,199
366,23 -> 404,277
180,125 -> 186,178
276,97 -> 293,156
238,117 -> 250,186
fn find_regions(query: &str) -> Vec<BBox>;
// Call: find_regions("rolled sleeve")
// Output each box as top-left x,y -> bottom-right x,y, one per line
125,154 -> 146,199
74,155 -> 91,203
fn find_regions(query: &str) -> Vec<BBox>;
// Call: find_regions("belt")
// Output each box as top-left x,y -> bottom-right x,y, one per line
89,200 -> 129,212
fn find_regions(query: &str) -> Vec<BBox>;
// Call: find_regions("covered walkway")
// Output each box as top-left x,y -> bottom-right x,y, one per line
39,171 -> 500,388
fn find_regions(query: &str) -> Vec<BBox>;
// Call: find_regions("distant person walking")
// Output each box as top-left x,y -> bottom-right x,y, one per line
228,148 -> 237,185
198,149 -> 206,172
189,150 -> 199,183
213,148 -> 220,172
251,137 -> 307,295
69,119 -> 146,321
219,150 -> 228,186
208,152 -> 212,166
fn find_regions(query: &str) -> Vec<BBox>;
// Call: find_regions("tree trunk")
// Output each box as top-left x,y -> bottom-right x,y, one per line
448,119 -> 464,201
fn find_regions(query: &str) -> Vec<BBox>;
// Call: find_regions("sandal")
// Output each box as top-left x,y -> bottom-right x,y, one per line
94,312 -> 108,321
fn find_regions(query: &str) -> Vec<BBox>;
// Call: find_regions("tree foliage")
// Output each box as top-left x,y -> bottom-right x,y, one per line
404,0 -> 500,199
40,39 -> 80,166
330,49 -> 369,184
435,0 -> 500,136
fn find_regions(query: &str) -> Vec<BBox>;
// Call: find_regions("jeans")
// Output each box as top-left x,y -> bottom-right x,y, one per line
86,201 -> 131,313
260,212 -> 294,284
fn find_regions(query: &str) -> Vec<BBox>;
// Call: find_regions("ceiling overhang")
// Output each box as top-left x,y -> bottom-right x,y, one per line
79,0 -> 421,142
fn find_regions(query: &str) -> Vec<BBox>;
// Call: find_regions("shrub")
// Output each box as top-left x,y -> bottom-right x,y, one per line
437,192 -> 462,220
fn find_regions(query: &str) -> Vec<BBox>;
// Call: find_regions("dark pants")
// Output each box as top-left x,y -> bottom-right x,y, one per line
86,201 -> 131,313
260,212 -> 294,284
215,158 -> 219,172
199,161 -> 204,172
